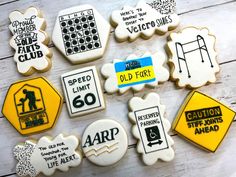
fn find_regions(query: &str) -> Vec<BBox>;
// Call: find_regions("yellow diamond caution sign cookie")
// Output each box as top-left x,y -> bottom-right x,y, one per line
2,77 -> 63,135
172,91 -> 235,152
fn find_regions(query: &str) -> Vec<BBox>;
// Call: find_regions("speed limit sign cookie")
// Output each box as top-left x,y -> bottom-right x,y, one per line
61,66 -> 106,117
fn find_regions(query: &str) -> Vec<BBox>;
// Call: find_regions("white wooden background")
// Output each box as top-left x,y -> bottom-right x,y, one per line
0,0 -> 236,177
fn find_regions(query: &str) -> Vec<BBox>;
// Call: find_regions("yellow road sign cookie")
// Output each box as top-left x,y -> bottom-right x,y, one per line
172,91 -> 235,152
2,77 -> 63,135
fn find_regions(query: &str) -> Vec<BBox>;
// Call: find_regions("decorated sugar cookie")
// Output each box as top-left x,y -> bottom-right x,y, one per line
128,92 -> 174,165
52,5 -> 111,64
2,77 -> 63,135
111,0 -> 179,42
101,52 -> 169,94
172,91 -> 236,152
82,119 -> 128,166
167,27 -> 219,88
13,134 -> 82,177
9,7 -> 52,76
61,66 -> 106,117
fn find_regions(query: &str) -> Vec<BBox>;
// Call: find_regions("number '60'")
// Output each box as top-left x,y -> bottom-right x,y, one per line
72,93 -> 96,108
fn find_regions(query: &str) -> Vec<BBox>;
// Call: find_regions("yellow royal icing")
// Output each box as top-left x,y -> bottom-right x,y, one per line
172,91 -> 235,152
2,77 -> 63,135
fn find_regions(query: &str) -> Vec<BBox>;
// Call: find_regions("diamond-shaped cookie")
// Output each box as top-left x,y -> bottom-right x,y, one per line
172,91 -> 235,152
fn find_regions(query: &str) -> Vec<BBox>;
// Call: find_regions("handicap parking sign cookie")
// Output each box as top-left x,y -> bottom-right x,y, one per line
61,66 -> 105,117
52,5 -> 111,64
172,91 -> 236,152
2,77 -> 63,135
13,134 -> 82,177
101,52 -> 169,94
9,7 -> 52,76
82,119 -> 128,166
166,27 -> 220,88
128,92 -> 174,165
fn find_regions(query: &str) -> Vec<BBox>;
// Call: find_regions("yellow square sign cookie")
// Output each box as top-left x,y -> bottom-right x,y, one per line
172,91 -> 235,152
2,77 -> 63,135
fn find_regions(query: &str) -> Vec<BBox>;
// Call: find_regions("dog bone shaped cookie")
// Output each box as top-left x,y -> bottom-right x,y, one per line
13,134 -> 82,177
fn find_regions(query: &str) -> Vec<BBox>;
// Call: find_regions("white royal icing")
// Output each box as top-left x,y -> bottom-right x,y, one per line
13,134 -> 82,176
82,119 -> 128,166
128,92 -> 175,165
52,5 -> 111,64
167,27 -> 219,88
111,0 -> 179,41
9,7 -> 51,75
101,52 -> 169,94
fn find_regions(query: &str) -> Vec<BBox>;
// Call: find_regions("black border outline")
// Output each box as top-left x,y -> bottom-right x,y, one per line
62,69 -> 102,115
173,90 -> 236,152
134,106 -> 169,154
1,77 -> 63,135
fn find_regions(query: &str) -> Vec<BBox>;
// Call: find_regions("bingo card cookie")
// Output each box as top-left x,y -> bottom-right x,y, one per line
61,66 -> 106,117
82,119 -> 128,166
128,92 -> 174,165
13,134 -> 82,177
111,0 -> 179,42
52,5 -> 111,64
101,52 -> 169,94
172,91 -> 236,152
166,27 -> 220,88
9,7 -> 52,76
2,77 -> 63,135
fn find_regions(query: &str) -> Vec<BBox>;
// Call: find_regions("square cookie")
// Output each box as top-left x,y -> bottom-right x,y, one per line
61,66 -> 105,117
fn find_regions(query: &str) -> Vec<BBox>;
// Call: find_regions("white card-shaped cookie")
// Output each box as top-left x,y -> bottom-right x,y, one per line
128,92 -> 174,165
82,119 -> 128,166
52,5 -> 111,64
9,7 -> 52,76
167,27 -> 220,88
61,66 -> 106,117
13,134 -> 82,177
101,52 -> 169,94
111,0 -> 179,42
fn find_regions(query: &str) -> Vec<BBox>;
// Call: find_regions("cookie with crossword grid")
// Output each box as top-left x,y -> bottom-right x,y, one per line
9,7 -> 52,76
52,5 -> 111,64
111,0 -> 179,42
128,92 -> 175,165
61,66 -> 106,117
13,134 -> 82,177
101,52 -> 169,94
166,27 -> 220,88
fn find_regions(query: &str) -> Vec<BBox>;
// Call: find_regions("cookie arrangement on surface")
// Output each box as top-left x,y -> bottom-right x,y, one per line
2,77 -> 63,135
128,92 -> 175,165
61,66 -> 105,117
2,1 -> 236,176
166,27 -> 219,88
82,119 -> 128,166
101,52 -> 169,94
111,0 -> 179,42
52,5 -> 111,64
172,91 -> 236,152
9,7 -> 52,76
13,134 -> 82,177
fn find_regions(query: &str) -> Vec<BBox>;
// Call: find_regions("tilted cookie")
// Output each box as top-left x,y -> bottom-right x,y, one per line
128,92 -> 174,165
111,0 -> 179,42
172,91 -> 236,152
101,52 -> 169,94
9,7 -> 52,76
13,134 -> 82,177
166,27 -> 220,88
52,5 -> 111,64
